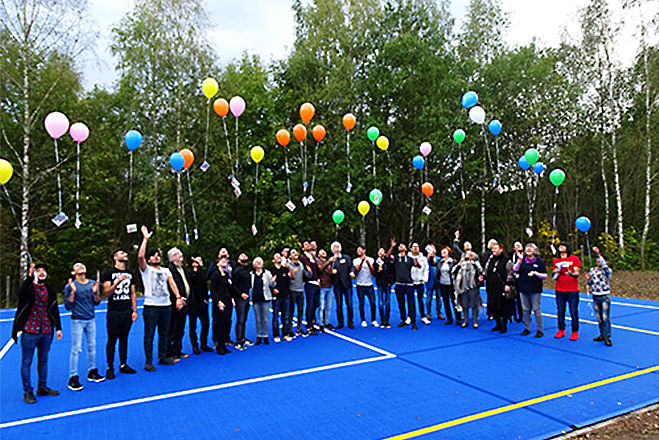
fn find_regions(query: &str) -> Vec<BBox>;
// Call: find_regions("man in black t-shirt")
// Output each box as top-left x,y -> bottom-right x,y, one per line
386,239 -> 419,330
101,249 -> 138,379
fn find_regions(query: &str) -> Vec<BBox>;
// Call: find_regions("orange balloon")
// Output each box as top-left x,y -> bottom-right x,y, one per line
300,102 -> 315,124
422,182 -> 434,198
213,98 -> 229,117
293,124 -> 307,142
342,113 -> 356,131
312,125 -> 326,142
180,148 -> 195,169
276,129 -> 290,147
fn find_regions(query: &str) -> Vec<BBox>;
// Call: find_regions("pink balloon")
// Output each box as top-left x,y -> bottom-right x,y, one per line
69,122 -> 89,143
44,112 -> 70,139
419,142 -> 432,157
229,96 -> 246,117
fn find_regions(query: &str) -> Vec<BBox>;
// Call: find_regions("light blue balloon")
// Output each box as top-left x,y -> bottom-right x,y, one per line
412,155 -> 425,170
518,156 -> 531,170
461,91 -> 478,109
532,162 -> 545,175
169,152 -> 185,171
124,130 -> 143,151
488,120 -> 502,136
575,216 -> 591,233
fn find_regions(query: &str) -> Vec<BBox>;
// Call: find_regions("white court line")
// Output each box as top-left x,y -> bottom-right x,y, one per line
0,332 -> 19,359
540,294 -> 659,311
0,305 -> 145,323
326,329 -> 397,357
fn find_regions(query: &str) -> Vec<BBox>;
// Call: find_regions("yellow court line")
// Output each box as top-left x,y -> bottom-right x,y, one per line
541,313 -> 659,336
383,364 -> 659,440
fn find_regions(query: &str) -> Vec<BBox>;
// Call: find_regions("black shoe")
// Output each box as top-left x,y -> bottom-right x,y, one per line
445,320 -> 453,325
534,331 -> 544,338
244,339 -> 255,346
201,345 -> 214,352
68,376 -> 84,391
158,357 -> 176,366
335,324 -> 344,330
106,367 -> 115,380
264,337 -> 270,345
222,346 -> 231,354
227,339 -> 236,346
397,321 -> 407,328
347,323 -> 355,329
593,335 -> 605,342
23,391 -> 36,404
491,324 -> 501,332
255,337 -> 262,346
120,364 -> 136,374
217,347 -> 226,355
412,323 -> 418,331
308,329 -> 318,336
144,364 -> 157,372
520,329 -> 531,336
88,368 -> 105,383
36,386 -> 59,396
604,339 -> 612,347
193,347 -> 202,355
499,326 -> 507,334
325,324 -> 335,330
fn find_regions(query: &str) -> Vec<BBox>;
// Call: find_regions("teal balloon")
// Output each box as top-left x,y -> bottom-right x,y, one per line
169,152 -> 185,171
367,126 -> 380,142
369,188 -> 383,206
549,169 -> 566,187
518,156 -> 531,170
524,148 -> 540,166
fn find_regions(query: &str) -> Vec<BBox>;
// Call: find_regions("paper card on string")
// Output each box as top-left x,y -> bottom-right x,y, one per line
285,200 -> 296,212
346,183 -> 352,193
422,206 -> 431,215
234,187 -> 241,197
230,177 -> 240,188
302,197 -> 308,207
126,223 -> 138,233
303,181 -> 308,192
525,228 -> 533,237
185,233 -> 190,245
194,228 -> 199,240
200,161 -> 210,172
52,212 -> 68,227
306,195 -> 315,205
251,224 -> 257,236
74,215 -> 81,229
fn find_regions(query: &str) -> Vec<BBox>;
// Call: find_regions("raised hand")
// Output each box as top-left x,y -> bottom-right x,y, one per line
141,225 -> 153,239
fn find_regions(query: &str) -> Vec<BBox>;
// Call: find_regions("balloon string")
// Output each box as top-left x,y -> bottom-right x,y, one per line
346,133 -> 351,190
310,141 -> 319,195
375,206 -> 381,249
386,150 -> 393,201
458,146 -> 465,200
177,173 -> 189,244
221,117 -> 234,176
234,117 -> 239,175
304,139 -> 308,193
203,99 -> 210,162
54,139 -> 62,213
2,185 -> 32,262
371,143 -> 376,180
186,170 -> 199,239
128,151 -> 133,203
552,186 -> 559,231
586,232 -> 592,267
75,141 -> 80,227
494,137 -> 501,181
253,163 -> 259,226
284,150 -> 291,201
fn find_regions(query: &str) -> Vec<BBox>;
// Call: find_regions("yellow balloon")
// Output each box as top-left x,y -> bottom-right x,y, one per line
202,78 -> 219,99
250,146 -> 264,164
376,135 -> 389,151
0,159 -> 13,185
357,200 -> 370,217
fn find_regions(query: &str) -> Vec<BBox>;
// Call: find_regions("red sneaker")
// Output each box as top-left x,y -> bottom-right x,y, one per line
554,330 -> 565,339
569,332 -> 579,341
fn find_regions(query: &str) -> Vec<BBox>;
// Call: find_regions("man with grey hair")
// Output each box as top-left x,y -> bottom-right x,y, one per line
331,241 -> 354,329
167,247 -> 192,358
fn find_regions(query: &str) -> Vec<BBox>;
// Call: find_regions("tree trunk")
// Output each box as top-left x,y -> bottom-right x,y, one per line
608,60 -> 624,253
639,16 -> 652,270
19,45 -> 30,280
480,189 -> 486,254
600,138 -> 610,235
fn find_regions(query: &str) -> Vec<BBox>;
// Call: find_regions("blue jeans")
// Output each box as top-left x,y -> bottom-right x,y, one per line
272,294 -> 291,336
143,305 -> 171,364
70,318 -> 96,377
592,294 -> 611,339
333,285 -> 353,326
304,283 -> 320,328
555,291 -> 579,332
376,283 -> 391,325
319,287 -> 333,325
356,285 -> 376,322
21,332 -> 53,393
254,301 -> 270,338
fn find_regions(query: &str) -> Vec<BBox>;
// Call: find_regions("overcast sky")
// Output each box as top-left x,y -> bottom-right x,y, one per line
83,0 -> 656,90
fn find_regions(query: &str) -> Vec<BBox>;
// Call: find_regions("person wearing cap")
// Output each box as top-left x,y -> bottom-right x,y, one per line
12,263 -> 62,404
552,241 -> 581,341
585,247 -> 613,346
101,248 -> 138,379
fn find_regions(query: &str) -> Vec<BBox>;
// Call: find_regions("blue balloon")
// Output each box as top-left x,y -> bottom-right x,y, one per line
124,130 -> 143,151
169,152 -> 185,171
532,162 -> 545,175
412,155 -> 425,170
488,120 -> 502,136
518,156 -> 531,170
575,216 -> 591,233
461,91 -> 478,109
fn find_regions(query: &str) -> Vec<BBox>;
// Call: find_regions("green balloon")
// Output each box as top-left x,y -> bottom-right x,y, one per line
332,209 -> 345,225
524,148 -> 540,166
367,126 -> 380,142
369,188 -> 383,206
453,129 -> 466,144
549,169 -> 566,187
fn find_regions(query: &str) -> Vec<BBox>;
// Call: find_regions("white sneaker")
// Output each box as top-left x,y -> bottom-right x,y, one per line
421,317 -> 431,325
274,337 -> 281,343
361,321 -> 367,328
372,320 -> 380,327
405,317 -> 411,325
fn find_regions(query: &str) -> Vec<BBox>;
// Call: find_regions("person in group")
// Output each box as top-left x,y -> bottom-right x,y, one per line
102,248 -> 137,380
288,249 -> 308,336
353,246 -> 378,328
585,247 -> 612,346
331,242 -> 354,329
452,230 -> 480,263
208,248 -> 233,348
166,247 -> 192,359
65,263 -> 104,391
435,246 -> 460,325
424,244 -> 444,322
281,247 -> 291,265
410,243 -> 430,325
481,238 -> 497,264
270,252 -> 292,341
13,263 -> 62,404
138,226 -> 185,371
300,241 -> 320,335
316,249 -> 335,330
453,251 -> 482,328
189,256 -> 213,354
484,243 -> 515,334
251,257 -> 274,345
510,241 -> 525,323
552,241 -> 581,341
232,253 -> 252,349
374,247 -> 394,328
513,243 -> 547,338
209,255 -> 237,355
386,238 -> 420,331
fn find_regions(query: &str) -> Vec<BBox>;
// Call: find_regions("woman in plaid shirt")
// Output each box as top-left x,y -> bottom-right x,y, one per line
585,247 -> 613,347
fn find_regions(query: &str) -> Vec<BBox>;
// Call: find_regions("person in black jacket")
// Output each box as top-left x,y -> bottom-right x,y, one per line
210,256 -> 239,354
189,257 -> 212,354
232,253 -> 252,349
484,243 -> 516,334
12,263 -> 62,404
330,242 -> 354,330
374,247 -> 394,328
167,247 -> 192,359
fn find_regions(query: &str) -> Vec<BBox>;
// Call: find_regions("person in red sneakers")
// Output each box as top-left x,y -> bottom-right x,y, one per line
552,242 -> 581,341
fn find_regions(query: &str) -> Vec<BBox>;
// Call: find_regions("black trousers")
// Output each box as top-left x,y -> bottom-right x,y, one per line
168,304 -> 188,356
356,285 -> 376,322
334,285 -> 353,326
414,283 -> 426,317
213,301 -> 233,346
290,290 -> 305,332
234,297 -> 250,341
189,301 -> 210,349
395,284 -> 415,324
439,283 -> 461,322
106,308 -> 132,368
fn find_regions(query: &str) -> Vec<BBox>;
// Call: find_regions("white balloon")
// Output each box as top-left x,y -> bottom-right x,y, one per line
469,106 -> 485,124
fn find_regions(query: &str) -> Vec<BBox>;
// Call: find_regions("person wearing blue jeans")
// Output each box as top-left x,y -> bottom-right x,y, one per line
353,247 -> 378,327
317,249 -> 334,330
270,253 -> 292,340
65,263 -> 104,391
586,248 -> 613,346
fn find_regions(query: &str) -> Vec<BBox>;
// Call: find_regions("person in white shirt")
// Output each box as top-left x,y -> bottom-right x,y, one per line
353,246 -> 378,327
138,226 -> 184,372
410,243 -> 430,325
